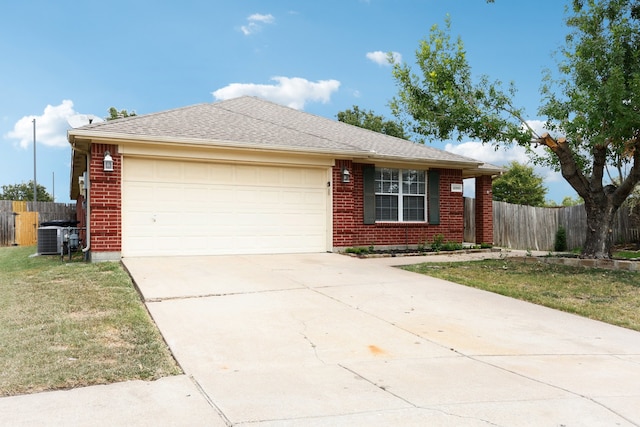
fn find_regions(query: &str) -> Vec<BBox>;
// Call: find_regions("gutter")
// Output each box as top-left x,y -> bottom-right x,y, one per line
69,130 -> 369,159
82,152 -> 90,259
68,131 -> 485,170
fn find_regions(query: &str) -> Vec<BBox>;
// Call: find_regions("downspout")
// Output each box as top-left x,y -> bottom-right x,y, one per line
82,152 -> 91,260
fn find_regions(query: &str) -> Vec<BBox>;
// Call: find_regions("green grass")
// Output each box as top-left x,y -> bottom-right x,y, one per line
401,259 -> 640,332
0,246 -> 181,396
613,250 -> 640,259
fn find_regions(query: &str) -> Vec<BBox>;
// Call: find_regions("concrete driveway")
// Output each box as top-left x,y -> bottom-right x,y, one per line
120,252 -> 640,426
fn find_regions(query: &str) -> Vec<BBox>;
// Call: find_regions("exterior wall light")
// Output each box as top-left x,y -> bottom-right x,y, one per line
342,167 -> 351,183
103,151 -> 114,172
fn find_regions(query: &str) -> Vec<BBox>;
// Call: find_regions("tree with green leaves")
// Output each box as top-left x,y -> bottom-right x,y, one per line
0,181 -> 52,201
391,0 -> 640,259
337,106 -> 407,139
561,195 -> 584,207
492,162 -> 547,206
107,107 -> 136,121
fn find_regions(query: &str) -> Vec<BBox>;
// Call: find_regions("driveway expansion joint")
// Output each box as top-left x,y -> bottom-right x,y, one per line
144,286 -> 307,303
468,354 -> 639,426
188,375 -> 233,427
338,363 -> 417,409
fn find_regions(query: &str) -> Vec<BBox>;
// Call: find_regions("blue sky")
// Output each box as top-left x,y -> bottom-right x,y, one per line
1,0 -> 575,203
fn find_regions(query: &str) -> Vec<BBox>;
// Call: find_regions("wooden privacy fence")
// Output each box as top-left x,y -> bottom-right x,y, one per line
463,197 -> 476,243
0,201 -> 76,247
464,198 -> 639,251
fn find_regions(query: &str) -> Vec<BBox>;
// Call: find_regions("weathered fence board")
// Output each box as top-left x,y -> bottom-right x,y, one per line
464,198 -> 638,251
463,197 -> 475,243
0,201 -> 76,247
15,212 -> 38,246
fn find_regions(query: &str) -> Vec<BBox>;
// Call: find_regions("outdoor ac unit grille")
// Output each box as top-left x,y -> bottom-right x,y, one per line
37,227 -> 60,255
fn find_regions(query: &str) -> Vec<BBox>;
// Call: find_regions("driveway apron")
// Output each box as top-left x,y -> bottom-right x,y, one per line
123,253 -> 640,426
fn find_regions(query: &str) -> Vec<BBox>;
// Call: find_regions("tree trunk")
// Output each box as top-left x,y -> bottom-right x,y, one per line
581,200 -> 617,259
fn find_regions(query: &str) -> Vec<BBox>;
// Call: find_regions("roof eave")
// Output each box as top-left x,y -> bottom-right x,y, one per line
67,130 -> 494,171
364,153 -> 480,169
67,130 -> 368,157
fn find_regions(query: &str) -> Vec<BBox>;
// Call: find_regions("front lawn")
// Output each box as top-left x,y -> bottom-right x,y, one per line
401,259 -> 640,332
0,246 -> 181,396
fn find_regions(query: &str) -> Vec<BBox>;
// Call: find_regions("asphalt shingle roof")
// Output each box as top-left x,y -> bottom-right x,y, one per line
69,96 -> 496,169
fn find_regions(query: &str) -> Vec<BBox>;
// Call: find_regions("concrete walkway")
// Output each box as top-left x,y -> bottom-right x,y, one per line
2,251 -> 640,426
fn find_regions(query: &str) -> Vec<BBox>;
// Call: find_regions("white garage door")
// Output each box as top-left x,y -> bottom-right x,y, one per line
122,158 -> 330,256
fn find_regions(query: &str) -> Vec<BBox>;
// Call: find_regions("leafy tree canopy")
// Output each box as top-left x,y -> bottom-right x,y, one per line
561,195 -> 584,207
390,0 -> 640,258
493,161 -> 547,206
107,107 -> 136,121
0,181 -> 52,202
337,106 -> 407,139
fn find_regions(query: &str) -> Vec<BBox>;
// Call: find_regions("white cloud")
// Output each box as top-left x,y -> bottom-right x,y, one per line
4,100 -> 86,149
366,51 -> 402,66
445,141 -> 530,165
444,120 -> 578,202
444,119 -> 554,165
248,13 -> 274,23
445,138 -> 563,196
212,76 -> 341,110
240,13 -> 275,35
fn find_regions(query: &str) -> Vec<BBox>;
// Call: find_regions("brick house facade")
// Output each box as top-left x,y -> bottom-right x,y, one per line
69,97 -> 500,260
332,160 -> 477,248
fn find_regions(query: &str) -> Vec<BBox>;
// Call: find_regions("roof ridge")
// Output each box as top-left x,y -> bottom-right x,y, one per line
80,103 -> 213,130
213,97 -> 369,154
216,97 -> 482,164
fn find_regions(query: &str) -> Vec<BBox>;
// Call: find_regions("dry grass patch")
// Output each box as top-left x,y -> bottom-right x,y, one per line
401,258 -> 640,332
0,246 -> 181,396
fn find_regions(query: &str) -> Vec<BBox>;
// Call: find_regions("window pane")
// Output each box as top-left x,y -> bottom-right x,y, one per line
375,168 -> 399,194
403,195 -> 425,221
402,170 -> 425,195
376,195 -> 398,221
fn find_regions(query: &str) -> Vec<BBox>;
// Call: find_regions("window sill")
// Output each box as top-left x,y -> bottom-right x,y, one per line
374,221 -> 430,226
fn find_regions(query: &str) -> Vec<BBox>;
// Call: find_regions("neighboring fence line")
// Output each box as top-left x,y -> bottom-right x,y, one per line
464,198 -> 638,251
0,201 -> 76,247
463,197 -> 476,243
4,198 -> 637,250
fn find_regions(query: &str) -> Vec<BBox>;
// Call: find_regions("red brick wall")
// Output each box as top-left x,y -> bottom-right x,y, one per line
88,144 -> 122,253
333,162 -> 464,248
78,150 -> 490,255
475,175 -> 494,244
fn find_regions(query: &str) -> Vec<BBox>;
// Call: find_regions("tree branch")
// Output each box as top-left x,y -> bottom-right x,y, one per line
613,137 -> 640,207
536,133 -> 591,197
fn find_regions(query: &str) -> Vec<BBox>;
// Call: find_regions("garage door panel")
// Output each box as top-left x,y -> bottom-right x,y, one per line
210,164 -> 234,181
125,161 -> 155,181
183,163 -> 210,182
156,162 -> 183,181
122,158 -> 329,256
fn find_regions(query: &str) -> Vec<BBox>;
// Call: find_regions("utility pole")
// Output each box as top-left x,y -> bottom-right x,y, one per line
32,118 -> 37,202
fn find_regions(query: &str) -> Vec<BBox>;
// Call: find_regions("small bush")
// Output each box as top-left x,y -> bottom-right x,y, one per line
442,241 -> 463,251
554,226 -> 567,252
345,247 -> 370,255
431,234 -> 445,251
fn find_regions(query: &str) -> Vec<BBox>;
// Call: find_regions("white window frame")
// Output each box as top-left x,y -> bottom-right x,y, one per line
374,168 -> 427,222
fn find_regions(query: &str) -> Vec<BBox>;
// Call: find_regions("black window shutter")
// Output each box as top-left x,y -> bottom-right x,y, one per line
363,165 -> 375,224
428,170 -> 440,225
